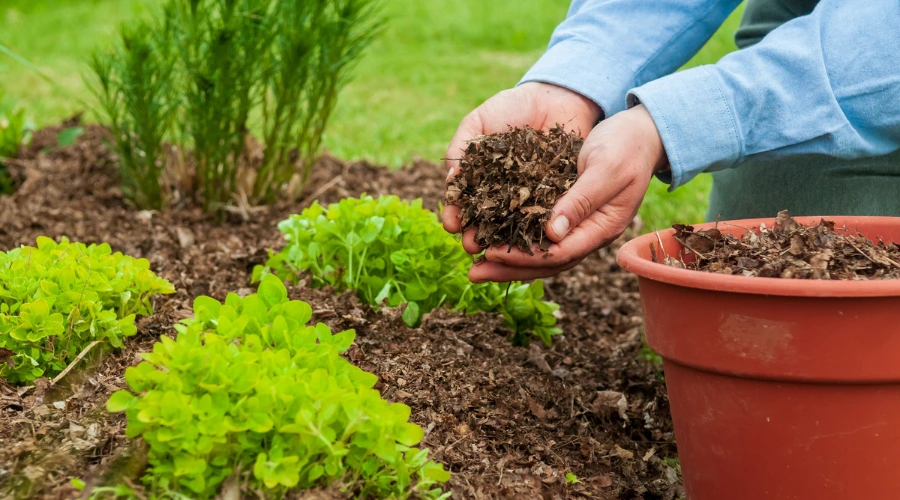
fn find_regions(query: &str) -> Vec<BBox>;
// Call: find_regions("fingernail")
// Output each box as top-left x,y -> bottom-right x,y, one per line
550,215 -> 570,238
446,166 -> 457,182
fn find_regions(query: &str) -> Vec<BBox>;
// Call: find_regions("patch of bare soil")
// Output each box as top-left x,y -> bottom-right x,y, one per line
0,119 -> 678,499
446,125 -> 581,255
666,210 -> 900,280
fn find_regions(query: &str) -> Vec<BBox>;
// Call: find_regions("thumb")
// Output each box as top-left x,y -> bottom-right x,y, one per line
445,110 -> 484,182
546,153 -> 623,242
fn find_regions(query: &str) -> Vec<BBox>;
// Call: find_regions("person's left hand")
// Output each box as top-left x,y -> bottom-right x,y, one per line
464,104 -> 668,283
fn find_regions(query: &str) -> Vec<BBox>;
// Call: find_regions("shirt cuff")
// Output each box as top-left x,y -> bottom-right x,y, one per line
626,66 -> 742,190
519,39 -> 637,118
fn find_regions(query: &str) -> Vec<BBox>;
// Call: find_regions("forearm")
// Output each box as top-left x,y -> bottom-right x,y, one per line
629,0 -> 900,189
520,0 -> 742,118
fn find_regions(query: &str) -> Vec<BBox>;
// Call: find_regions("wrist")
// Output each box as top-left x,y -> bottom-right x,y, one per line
628,104 -> 669,174
522,81 -> 604,126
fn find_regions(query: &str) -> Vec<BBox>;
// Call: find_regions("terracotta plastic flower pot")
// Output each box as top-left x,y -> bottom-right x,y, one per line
616,216 -> 900,500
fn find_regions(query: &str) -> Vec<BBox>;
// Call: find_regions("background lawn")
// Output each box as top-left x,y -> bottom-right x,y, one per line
1,0 -> 743,229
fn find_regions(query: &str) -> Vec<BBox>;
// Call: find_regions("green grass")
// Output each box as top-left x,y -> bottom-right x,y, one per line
0,0 -> 742,228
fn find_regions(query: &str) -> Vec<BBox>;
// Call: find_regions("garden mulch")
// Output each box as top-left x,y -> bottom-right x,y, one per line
0,119 -> 680,500
447,125 -> 582,255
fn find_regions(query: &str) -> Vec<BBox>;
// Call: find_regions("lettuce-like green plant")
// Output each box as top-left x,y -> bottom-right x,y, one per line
0,237 -> 175,384
253,195 -> 562,346
108,275 -> 449,499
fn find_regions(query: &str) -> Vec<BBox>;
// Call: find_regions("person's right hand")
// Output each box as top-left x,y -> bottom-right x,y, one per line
442,82 -> 603,234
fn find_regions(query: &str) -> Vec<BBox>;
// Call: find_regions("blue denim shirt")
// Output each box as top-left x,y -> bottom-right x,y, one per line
520,0 -> 900,191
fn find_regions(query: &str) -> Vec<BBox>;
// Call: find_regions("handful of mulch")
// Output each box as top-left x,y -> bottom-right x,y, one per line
445,125 -> 582,255
658,210 -> 900,280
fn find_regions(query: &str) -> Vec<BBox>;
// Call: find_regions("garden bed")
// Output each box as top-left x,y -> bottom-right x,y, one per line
0,120 -> 680,499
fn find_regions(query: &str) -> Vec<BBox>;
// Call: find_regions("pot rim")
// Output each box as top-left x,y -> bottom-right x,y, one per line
616,215 -> 900,297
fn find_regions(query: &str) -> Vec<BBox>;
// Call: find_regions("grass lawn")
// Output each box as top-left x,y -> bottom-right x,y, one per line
1,0 -> 743,228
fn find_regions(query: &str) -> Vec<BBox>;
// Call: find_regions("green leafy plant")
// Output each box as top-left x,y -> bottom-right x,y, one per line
0,93 -> 33,195
253,195 -> 562,346
0,237 -> 175,384
108,275 -> 449,499
89,0 -> 382,211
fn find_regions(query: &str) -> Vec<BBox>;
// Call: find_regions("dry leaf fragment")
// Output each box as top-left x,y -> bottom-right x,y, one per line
592,390 -> 629,421
789,233 -> 806,256
613,445 -> 634,460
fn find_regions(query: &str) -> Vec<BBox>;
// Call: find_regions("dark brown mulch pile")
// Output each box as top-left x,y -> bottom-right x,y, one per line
446,125 -> 582,255
666,210 -> 900,280
0,119 -> 678,500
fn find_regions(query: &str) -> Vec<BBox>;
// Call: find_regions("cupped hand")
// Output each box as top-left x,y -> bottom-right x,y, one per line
442,82 -> 602,234
464,104 -> 668,283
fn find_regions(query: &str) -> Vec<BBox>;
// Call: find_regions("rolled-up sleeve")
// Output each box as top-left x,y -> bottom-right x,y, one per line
629,0 -> 900,190
520,0 -> 742,117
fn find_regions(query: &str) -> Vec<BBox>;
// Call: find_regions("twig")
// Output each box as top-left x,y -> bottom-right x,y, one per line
50,340 -> 101,386
298,174 -> 343,208
440,432 -> 473,456
654,230 -> 669,260
720,221 -> 753,232
846,239 -> 900,268
0,157 -> 35,168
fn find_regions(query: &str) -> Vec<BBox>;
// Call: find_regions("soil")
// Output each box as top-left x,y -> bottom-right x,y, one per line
665,210 -> 900,280
0,118 -> 678,500
446,125 -> 581,255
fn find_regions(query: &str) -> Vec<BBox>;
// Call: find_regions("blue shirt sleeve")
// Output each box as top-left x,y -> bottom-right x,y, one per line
628,0 -> 900,190
519,0 -> 742,118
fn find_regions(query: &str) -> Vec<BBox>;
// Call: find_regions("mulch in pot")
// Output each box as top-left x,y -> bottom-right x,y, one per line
664,210 -> 900,280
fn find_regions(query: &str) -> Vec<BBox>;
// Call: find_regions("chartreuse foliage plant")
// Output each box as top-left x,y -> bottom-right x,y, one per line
108,275 -> 449,499
90,0 -> 382,211
253,195 -> 562,346
0,237 -> 174,384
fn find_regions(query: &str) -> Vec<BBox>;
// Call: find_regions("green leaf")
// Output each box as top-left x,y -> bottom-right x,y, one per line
330,329 -> 355,352
401,301 -> 421,328
404,281 -> 430,302
193,296 -> 221,323
258,274 -> 288,308
395,422 -> 424,446
373,282 -> 391,304
70,478 -> 86,491
56,127 -> 84,147
107,390 -> 138,412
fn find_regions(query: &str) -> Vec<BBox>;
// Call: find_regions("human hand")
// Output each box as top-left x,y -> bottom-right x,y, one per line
462,104 -> 668,283
442,82 -> 603,234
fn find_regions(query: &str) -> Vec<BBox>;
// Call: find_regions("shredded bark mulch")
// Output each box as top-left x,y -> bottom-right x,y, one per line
0,119 -> 678,500
663,210 -> 900,280
446,125 -> 582,255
